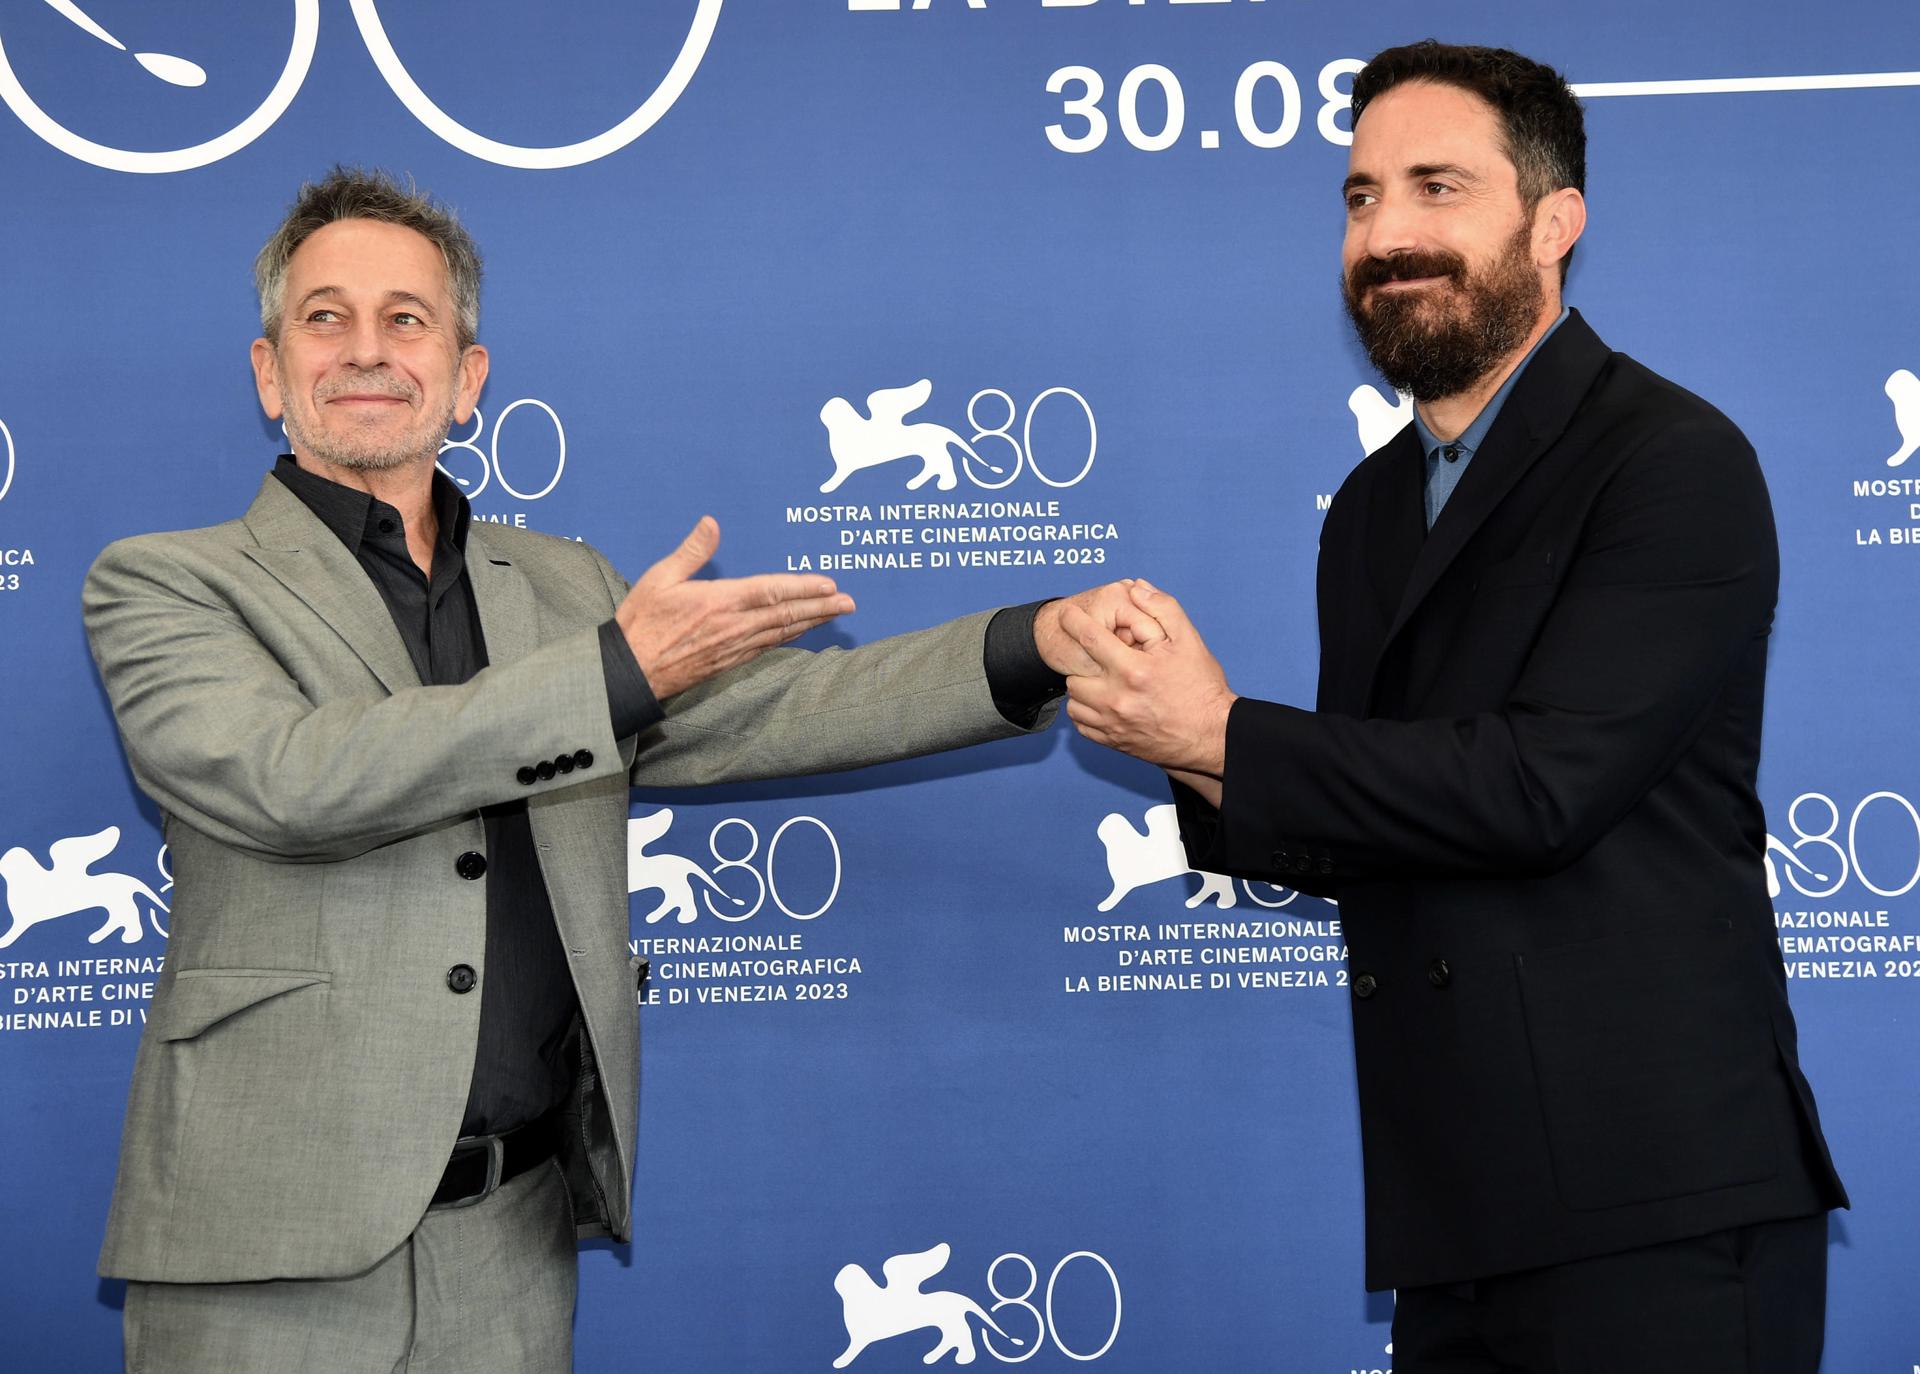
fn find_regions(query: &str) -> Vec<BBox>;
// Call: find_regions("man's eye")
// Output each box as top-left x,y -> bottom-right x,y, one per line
307,309 -> 339,323
391,313 -> 421,327
1345,192 -> 1376,211
1423,181 -> 1453,196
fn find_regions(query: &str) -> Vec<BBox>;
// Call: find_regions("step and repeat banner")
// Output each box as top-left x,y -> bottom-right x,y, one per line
2,2 -> 1917,1370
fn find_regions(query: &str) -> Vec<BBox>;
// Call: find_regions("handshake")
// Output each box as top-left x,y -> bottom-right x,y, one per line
609,516 -> 1236,799
1033,580 -> 1237,804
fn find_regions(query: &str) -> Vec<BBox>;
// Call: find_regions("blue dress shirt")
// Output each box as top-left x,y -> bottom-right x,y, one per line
1412,308 -> 1570,529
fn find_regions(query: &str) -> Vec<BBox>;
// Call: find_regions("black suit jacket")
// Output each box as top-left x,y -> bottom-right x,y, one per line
1177,311 -> 1846,1291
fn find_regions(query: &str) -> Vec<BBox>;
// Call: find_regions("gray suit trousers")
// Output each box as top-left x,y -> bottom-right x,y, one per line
123,1162 -> 577,1374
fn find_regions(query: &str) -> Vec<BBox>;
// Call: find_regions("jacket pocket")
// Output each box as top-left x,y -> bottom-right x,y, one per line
1517,924 -> 1778,1211
148,968 -> 331,1043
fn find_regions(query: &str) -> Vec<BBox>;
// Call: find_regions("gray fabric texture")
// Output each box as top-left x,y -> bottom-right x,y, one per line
86,473 -> 1051,1284
123,1160 -> 577,1374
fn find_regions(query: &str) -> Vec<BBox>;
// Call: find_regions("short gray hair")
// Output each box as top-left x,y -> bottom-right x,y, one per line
254,166 -> 483,349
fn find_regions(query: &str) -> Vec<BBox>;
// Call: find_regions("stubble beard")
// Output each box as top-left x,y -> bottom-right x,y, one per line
277,358 -> 457,475
1341,219 -> 1544,405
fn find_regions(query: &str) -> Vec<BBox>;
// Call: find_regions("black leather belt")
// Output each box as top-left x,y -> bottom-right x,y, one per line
431,1108 -> 563,1208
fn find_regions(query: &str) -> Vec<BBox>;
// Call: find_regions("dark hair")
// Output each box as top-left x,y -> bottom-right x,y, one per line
255,166 -> 483,348
1351,41 -> 1585,277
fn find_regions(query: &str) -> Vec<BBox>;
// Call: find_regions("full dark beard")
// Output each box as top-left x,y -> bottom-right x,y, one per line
1341,221 -> 1543,404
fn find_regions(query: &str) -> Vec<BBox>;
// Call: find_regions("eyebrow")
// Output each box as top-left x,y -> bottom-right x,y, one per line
1342,162 -> 1484,196
292,287 -> 439,317
382,290 -> 438,317
1407,163 -> 1482,185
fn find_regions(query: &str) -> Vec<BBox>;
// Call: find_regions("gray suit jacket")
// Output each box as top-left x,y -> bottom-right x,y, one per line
84,474 -> 1042,1283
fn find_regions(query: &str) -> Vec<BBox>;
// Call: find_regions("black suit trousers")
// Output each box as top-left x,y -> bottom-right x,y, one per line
1391,1212 -> 1829,1374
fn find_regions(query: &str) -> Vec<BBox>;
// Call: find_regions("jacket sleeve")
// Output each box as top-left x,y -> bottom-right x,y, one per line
584,545 -> 1055,788
83,538 -> 625,864
1180,418 -> 1777,886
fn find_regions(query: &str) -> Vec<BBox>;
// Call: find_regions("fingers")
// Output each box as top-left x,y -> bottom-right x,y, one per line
1072,722 -> 1114,749
731,571 -> 847,609
1058,602 -> 1134,675
1063,693 -> 1115,749
731,589 -> 855,644
746,611 -> 843,653
1112,596 -> 1168,646
1034,599 -> 1100,677
1128,579 -> 1196,640
1077,579 -> 1168,647
645,516 -> 722,586
698,608 -> 850,682
623,564 -> 855,698
775,591 -> 857,626
777,613 -> 842,642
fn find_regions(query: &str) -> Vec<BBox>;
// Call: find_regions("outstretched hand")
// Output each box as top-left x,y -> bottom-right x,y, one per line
1061,580 -> 1236,779
616,517 -> 854,699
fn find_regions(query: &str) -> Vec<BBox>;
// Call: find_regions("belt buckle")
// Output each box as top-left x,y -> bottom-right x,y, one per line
437,1132 -> 506,1210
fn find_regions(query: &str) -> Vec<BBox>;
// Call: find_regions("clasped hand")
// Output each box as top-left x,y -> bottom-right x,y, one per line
611,534 -> 1235,773
1056,580 -> 1236,780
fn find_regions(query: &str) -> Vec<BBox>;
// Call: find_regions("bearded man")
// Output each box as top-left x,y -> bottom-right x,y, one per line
1055,41 -> 1847,1372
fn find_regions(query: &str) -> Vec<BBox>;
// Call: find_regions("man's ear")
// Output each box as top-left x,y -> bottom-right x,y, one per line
453,343 -> 489,426
250,338 -> 284,421
1536,187 -> 1586,271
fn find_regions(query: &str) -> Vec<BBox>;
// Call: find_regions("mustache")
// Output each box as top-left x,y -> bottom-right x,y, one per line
1346,250 -> 1468,295
314,371 -> 419,403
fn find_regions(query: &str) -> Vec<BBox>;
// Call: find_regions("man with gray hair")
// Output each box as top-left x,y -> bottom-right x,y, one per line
85,166 -> 1136,1372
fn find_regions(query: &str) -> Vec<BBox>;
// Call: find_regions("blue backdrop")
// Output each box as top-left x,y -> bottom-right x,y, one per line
3,3 -> 1917,1370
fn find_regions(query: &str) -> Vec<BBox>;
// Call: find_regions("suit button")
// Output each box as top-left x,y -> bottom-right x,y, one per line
516,766 -> 538,786
455,852 -> 487,881
536,759 -> 557,781
555,753 -> 576,774
1293,857 -> 1313,875
446,964 -> 477,994
1317,858 -> 1335,876
573,749 -> 594,771
635,958 -> 651,992
1427,958 -> 1451,989
1352,972 -> 1378,999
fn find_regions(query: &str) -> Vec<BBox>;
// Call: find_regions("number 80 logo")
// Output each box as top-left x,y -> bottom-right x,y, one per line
960,388 -> 1099,491
435,398 -> 566,501
1770,790 -> 1920,899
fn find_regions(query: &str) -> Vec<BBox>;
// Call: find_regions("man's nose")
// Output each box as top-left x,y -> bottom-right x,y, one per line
341,314 -> 389,368
1360,193 -> 1421,261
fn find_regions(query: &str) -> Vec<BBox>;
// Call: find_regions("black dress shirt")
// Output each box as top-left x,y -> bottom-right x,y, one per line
274,457 -> 611,1137
273,456 -> 1061,1137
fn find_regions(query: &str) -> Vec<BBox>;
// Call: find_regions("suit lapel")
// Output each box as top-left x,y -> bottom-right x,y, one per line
1366,427 -> 1428,626
464,525 -> 539,667
1368,311 -> 1613,682
241,476 -> 422,694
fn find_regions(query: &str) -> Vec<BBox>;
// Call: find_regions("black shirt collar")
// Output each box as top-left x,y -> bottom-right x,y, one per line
272,454 -> 472,559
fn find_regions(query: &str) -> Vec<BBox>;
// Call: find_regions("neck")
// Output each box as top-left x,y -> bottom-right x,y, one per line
1414,297 -> 1563,443
294,449 -> 441,573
